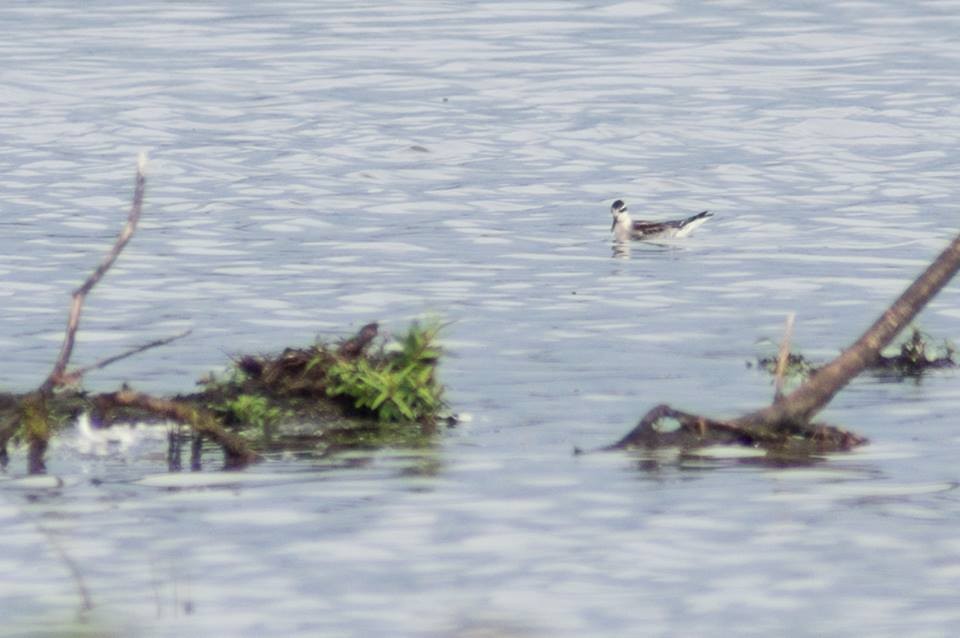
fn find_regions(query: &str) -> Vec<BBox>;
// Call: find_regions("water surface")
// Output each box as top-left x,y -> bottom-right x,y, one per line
2,1 -> 960,636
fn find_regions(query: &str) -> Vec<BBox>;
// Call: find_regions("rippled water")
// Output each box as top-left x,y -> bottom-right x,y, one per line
3,1 -> 960,636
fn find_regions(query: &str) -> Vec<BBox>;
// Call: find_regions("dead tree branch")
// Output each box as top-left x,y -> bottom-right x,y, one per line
738,232 -> 960,431
4,155 -> 151,473
58,329 -> 192,386
608,403 -> 867,452
773,312 -> 795,403
42,153 -> 148,393
612,231 -> 960,453
96,390 -> 260,469
3,155 -> 256,472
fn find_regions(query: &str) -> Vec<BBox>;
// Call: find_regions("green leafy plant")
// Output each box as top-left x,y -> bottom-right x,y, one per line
219,393 -> 285,440
322,321 -> 445,423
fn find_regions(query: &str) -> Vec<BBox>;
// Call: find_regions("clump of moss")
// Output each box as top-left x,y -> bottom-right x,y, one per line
317,320 -> 445,424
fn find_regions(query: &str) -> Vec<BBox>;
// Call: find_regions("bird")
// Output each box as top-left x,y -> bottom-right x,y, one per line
610,199 -> 712,241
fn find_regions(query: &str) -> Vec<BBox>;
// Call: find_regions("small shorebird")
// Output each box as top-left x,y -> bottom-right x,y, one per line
610,199 -> 712,241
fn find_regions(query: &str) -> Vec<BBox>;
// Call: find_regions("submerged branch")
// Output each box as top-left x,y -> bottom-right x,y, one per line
97,390 -> 260,469
609,403 -> 866,453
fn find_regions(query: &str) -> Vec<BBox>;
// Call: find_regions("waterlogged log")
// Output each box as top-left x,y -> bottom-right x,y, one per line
608,403 -> 867,453
612,231 -> 960,453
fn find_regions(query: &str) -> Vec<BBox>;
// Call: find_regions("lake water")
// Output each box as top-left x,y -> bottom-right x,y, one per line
2,1 -> 960,635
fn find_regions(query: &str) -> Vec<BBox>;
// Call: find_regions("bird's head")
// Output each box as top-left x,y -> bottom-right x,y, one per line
610,199 -> 628,231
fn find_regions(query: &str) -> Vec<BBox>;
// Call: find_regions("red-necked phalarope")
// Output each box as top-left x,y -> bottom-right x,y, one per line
610,199 -> 712,241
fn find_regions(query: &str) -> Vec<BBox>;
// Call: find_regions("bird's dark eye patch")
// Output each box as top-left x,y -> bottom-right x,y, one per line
612,199 -> 625,209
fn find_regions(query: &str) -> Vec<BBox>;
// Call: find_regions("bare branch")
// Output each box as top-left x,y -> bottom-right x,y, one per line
773,312 -> 795,403
58,329 -> 192,386
96,389 -> 259,469
43,154 -> 148,392
610,230 -> 960,454
738,232 -> 960,430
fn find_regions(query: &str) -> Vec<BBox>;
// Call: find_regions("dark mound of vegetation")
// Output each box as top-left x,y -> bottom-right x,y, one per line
751,327 -> 955,381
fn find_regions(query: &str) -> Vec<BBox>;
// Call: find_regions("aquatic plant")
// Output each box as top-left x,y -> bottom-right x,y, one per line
876,327 -> 956,376
753,326 -> 955,382
217,393 -> 285,440
320,320 -> 445,423
754,351 -> 817,380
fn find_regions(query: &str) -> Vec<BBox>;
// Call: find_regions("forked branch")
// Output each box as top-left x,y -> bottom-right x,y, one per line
9,154 -> 258,472
42,153 -> 148,393
57,329 -> 192,387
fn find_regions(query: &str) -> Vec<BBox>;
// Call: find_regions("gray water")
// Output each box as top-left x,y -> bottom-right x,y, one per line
2,1 -> 960,636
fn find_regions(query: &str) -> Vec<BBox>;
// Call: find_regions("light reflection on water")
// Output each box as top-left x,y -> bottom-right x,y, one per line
2,0 -> 960,635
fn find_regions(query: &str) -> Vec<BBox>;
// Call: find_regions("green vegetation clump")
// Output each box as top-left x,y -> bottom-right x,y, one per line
318,320 -> 445,423
190,320 -> 447,454
216,393 -> 286,440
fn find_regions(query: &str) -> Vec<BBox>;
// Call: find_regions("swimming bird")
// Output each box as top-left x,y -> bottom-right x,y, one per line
610,199 -> 712,241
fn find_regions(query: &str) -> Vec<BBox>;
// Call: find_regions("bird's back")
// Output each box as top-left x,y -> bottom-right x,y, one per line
629,210 -> 711,239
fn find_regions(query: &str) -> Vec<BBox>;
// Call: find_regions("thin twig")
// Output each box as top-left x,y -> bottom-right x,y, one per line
43,153 -> 148,393
58,329 -> 192,386
0,412 -> 20,465
773,312 -> 795,403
